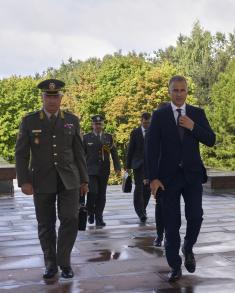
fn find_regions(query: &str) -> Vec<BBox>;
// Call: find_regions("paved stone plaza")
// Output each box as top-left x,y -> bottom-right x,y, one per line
0,183 -> 235,292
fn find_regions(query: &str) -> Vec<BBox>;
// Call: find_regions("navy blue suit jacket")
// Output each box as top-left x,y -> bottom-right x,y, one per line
126,127 -> 145,170
146,103 -> 216,185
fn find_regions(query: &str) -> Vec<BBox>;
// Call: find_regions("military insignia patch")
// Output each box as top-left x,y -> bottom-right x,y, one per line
49,82 -> 56,90
32,129 -> 42,133
64,123 -> 74,129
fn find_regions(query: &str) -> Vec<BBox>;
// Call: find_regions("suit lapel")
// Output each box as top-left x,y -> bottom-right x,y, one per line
166,104 -> 182,143
138,127 -> 144,141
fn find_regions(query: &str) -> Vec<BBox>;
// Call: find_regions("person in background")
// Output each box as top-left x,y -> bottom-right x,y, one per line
83,115 -> 121,227
126,113 -> 151,223
152,102 -> 168,247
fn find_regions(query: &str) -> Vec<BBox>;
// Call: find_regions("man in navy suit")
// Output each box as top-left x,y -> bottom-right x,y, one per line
126,113 -> 151,222
146,76 -> 215,282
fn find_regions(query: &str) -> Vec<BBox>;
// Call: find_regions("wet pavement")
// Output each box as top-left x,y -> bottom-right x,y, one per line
0,183 -> 235,292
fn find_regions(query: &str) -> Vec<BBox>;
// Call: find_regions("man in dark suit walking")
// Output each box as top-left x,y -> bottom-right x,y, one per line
83,115 -> 121,227
146,76 -> 215,281
126,113 -> 151,223
15,79 -> 89,279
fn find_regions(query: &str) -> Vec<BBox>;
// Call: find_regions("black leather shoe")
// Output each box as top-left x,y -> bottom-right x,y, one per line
168,268 -> 182,282
60,266 -> 74,279
88,214 -> 94,224
140,215 -> 147,223
182,246 -> 196,273
96,220 -> 106,227
153,236 -> 163,247
43,267 -> 58,279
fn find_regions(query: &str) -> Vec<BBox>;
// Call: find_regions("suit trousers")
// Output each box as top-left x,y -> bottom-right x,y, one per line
86,174 -> 109,221
160,169 -> 203,270
133,166 -> 151,218
33,174 -> 79,268
155,196 -> 164,239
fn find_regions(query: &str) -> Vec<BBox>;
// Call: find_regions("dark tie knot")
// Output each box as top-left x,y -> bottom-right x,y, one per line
176,108 -> 182,115
50,114 -> 57,128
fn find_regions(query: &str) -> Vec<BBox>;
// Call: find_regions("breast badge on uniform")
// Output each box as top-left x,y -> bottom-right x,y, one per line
64,123 -> 74,135
102,144 -> 111,161
32,130 -> 42,145
64,123 -> 74,129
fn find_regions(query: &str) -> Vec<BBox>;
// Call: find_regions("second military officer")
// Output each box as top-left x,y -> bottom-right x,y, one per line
83,115 -> 121,227
15,79 -> 89,279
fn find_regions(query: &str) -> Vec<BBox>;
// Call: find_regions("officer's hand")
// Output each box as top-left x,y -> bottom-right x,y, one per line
150,179 -> 165,199
115,170 -> 121,176
21,183 -> 34,195
179,115 -> 194,130
80,183 -> 89,196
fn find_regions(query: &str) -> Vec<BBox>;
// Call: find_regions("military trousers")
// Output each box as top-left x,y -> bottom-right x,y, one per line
33,184 -> 79,268
86,174 -> 109,221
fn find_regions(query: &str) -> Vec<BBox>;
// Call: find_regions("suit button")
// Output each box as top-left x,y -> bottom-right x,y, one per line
53,144 -> 56,147
54,162 -> 58,165
53,153 -> 58,156
52,135 -> 56,138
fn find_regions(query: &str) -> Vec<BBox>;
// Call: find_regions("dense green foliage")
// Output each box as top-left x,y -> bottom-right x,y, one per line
0,23 -> 234,177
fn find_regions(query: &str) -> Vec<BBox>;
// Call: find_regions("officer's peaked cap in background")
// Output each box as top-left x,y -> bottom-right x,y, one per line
92,115 -> 104,123
38,79 -> 65,96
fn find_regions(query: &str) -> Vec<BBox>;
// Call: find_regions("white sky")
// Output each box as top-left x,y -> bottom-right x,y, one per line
0,0 -> 234,77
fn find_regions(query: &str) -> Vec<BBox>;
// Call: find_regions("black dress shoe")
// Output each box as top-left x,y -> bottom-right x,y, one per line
168,268 -> 182,282
182,246 -> 196,273
96,220 -> 106,227
43,267 -> 58,279
60,266 -> 74,279
88,214 -> 94,224
140,215 -> 147,223
153,236 -> 163,247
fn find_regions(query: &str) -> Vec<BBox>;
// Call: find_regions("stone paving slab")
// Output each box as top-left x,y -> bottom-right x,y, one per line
0,181 -> 235,292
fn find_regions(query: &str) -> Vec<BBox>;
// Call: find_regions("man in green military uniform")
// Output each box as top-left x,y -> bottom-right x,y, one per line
83,115 -> 121,227
15,79 -> 89,279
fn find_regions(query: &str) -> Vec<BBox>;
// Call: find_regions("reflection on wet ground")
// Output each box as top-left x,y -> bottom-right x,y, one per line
0,183 -> 235,292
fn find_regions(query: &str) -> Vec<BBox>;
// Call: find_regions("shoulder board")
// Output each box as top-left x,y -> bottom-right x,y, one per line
104,133 -> 113,138
63,110 -> 78,118
24,110 -> 40,118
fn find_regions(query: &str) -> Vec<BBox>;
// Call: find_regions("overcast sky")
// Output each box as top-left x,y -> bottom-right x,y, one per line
0,0 -> 234,78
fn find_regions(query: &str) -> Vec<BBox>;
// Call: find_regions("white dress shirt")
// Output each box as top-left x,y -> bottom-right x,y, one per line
170,102 -> 186,124
141,126 -> 147,138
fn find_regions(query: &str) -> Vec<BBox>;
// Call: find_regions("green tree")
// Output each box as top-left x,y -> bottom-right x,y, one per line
155,22 -> 235,106
202,59 -> 235,170
0,76 -> 41,162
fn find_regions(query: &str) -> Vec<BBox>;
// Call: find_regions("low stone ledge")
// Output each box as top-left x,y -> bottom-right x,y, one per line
204,168 -> 235,193
0,157 -> 16,196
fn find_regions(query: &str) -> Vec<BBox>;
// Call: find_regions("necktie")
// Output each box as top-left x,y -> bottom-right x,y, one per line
176,109 -> 184,141
50,114 -> 57,129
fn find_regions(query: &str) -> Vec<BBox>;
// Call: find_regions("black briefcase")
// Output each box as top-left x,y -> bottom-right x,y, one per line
78,203 -> 87,231
122,172 -> 132,193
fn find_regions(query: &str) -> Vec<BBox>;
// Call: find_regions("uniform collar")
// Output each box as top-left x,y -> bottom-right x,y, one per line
93,131 -> 103,136
43,108 -> 59,119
